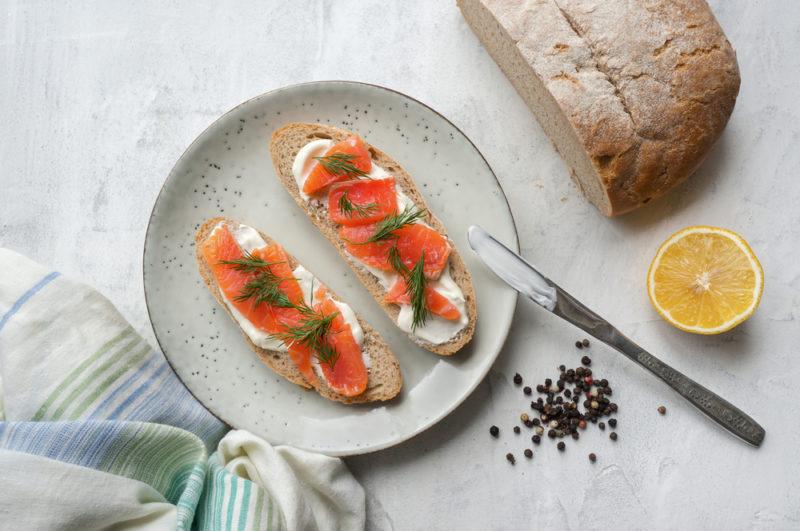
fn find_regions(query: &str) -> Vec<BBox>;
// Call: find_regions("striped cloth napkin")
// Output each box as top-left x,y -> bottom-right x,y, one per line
0,248 -> 365,530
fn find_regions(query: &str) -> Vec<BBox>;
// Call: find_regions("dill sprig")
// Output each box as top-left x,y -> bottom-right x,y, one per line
314,153 -> 369,178
273,311 -> 340,368
359,208 -> 426,244
219,253 -> 341,368
388,246 -> 430,330
338,191 -> 378,218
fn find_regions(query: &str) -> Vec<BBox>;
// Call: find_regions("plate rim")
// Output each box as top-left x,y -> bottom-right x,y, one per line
143,80 -> 520,455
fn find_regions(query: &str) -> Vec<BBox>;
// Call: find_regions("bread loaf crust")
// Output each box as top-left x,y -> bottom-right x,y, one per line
269,123 -> 477,356
458,0 -> 740,215
195,217 -> 402,404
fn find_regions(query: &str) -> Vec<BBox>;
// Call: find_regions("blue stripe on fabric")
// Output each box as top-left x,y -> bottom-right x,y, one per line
0,271 -> 60,334
89,352 -> 162,420
106,360 -> 169,420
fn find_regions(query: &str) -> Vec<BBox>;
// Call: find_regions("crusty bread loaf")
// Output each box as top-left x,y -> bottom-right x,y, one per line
195,217 -> 402,404
269,123 -> 477,356
458,0 -> 740,216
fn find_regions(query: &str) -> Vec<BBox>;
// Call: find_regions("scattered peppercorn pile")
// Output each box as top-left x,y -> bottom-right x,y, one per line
491,339 -> 622,465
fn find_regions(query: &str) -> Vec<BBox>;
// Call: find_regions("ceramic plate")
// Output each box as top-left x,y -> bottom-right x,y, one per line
144,81 -> 518,455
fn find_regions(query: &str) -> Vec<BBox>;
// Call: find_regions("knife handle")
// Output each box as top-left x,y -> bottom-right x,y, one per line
552,287 -> 765,447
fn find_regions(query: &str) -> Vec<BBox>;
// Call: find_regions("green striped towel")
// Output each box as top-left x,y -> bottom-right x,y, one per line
0,248 -> 365,530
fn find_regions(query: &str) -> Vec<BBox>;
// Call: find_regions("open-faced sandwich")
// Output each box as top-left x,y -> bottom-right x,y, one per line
195,216 -> 402,404
270,123 -> 477,356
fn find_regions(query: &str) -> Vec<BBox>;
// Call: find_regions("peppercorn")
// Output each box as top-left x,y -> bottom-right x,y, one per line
544,378 -> 552,387
598,422 -> 605,430
535,426 -> 544,436
572,431 -> 579,440
506,453 -> 516,464
589,453 -> 597,462
608,418 -> 617,428
610,403 -> 618,412
520,413 -> 529,423
536,384 -> 545,393
610,432 -> 618,441
524,448 -> 533,459
558,364 -> 566,372
548,429 -> 557,439
490,426 -> 499,437
513,373 -> 522,385
658,405 -> 667,415
582,339 -> 590,347
578,420 -> 587,429
581,356 -> 591,366
575,340 -> 583,349
557,441 -> 566,451
564,389 -> 572,398
524,386 -> 532,395
532,435 -> 541,444
524,419 -> 534,428
513,426 -> 521,434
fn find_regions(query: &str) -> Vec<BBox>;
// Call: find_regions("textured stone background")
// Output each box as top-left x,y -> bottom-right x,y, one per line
2,1 -> 799,528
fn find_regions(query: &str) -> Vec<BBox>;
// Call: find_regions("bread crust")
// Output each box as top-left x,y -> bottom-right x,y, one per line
195,217 -> 402,404
458,0 -> 740,216
269,123 -> 477,356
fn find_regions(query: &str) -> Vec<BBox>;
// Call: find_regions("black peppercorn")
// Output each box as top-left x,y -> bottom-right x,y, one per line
513,373 -> 522,385
548,429 -> 557,439
557,441 -> 566,451
589,453 -> 597,462
608,418 -> 617,428
532,435 -> 541,444
524,448 -> 533,458
658,405 -> 667,415
598,422 -> 605,430
523,386 -> 532,395
506,453 -> 516,464
575,340 -> 583,349
610,432 -> 618,441
513,426 -> 521,434
490,425 -> 499,437
581,356 -> 591,366
582,339 -> 590,347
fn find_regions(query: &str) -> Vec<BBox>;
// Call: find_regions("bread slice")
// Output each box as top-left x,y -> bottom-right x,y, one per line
458,0 -> 740,216
195,217 -> 402,404
269,123 -> 477,356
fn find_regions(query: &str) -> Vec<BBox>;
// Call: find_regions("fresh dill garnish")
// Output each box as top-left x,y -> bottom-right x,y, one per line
314,153 -> 369,178
220,253 -> 341,368
359,208 -> 427,244
221,252 -> 281,274
387,245 -> 430,330
338,191 -> 378,218
274,311 -> 340,368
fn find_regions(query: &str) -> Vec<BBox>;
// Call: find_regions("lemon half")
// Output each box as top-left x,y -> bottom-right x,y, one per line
647,226 -> 764,334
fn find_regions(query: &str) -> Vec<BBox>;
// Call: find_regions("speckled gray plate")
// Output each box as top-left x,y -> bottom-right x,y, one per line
144,81 -> 518,455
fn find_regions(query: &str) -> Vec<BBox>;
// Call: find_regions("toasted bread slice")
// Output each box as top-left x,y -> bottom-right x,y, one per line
269,123 -> 477,356
195,217 -> 402,404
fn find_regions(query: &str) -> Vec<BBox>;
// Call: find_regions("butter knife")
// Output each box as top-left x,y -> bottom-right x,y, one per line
467,225 -> 765,447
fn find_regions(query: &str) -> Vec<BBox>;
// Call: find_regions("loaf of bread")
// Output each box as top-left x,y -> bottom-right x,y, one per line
458,0 -> 740,216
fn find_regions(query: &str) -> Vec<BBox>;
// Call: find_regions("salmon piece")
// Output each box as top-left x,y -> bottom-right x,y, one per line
302,135 -> 371,195
328,177 -> 398,226
314,298 -> 368,397
199,225 -> 317,384
340,223 -> 451,279
384,277 -> 461,320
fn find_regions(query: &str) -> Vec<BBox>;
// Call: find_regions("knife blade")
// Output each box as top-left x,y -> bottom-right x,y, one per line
467,225 -> 765,447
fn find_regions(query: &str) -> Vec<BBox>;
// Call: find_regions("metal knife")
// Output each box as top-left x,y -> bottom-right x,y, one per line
467,225 -> 765,447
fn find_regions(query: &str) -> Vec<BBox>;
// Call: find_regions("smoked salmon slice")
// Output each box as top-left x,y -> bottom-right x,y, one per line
384,277 -> 461,320
314,298 -> 368,397
340,222 -> 451,279
328,177 -> 398,226
302,135 -> 371,196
